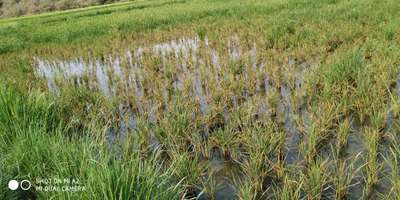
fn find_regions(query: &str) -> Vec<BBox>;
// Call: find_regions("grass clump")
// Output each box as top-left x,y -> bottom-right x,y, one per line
0,85 -> 183,199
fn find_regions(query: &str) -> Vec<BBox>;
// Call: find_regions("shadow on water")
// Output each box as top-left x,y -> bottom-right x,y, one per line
279,58 -> 311,165
106,103 -> 137,153
207,147 -> 240,200
279,83 -> 301,165
344,115 -> 366,200
182,146 -> 241,200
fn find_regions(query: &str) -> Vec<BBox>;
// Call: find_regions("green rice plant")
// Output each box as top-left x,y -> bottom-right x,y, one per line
332,155 -> 363,199
236,179 -> 257,200
363,127 -> 381,194
239,122 -> 285,197
0,85 -> 84,199
301,101 -> 339,164
383,144 -> 400,199
384,27 -> 396,41
0,85 -> 62,146
319,51 -> 364,114
273,174 -> 303,200
336,118 -> 352,155
321,51 -> 364,90
303,159 -> 329,200
301,120 -> 319,164
154,98 -> 199,151
85,152 -> 183,200
265,20 -> 296,49
170,152 -> 207,191
196,26 -> 207,41
209,128 -> 240,161
0,85 -> 184,199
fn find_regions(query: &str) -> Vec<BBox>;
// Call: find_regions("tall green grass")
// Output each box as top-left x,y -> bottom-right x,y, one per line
0,85 -> 183,199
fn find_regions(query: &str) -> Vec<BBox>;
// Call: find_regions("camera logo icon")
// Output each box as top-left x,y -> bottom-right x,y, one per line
8,180 -> 31,191
8,180 -> 18,190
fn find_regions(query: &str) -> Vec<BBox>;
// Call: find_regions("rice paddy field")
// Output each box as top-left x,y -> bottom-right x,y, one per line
1,0 -> 400,199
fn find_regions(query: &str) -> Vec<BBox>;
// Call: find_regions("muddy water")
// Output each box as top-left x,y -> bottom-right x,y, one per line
280,59 -> 310,165
192,71 -> 209,116
344,115 -> 366,200
207,147 -> 239,200
279,84 -> 301,165
106,103 -> 138,151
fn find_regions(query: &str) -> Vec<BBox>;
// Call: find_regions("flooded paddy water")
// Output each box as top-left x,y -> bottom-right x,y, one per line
33,35 -> 399,199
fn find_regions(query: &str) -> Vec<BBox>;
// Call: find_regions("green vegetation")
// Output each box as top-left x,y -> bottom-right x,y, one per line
0,86 -> 183,199
1,0 -> 400,199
